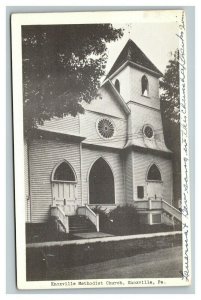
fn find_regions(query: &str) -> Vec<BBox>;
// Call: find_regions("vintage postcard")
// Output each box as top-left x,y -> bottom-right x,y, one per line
11,10 -> 191,289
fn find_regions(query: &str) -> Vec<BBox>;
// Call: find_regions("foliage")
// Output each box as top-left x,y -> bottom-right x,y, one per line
22,24 -> 123,136
160,49 -> 181,205
92,205 -> 141,235
160,49 -> 180,125
43,216 -> 68,241
108,205 -> 140,235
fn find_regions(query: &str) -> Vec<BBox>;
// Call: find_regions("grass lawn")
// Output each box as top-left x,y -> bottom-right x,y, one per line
44,246 -> 183,280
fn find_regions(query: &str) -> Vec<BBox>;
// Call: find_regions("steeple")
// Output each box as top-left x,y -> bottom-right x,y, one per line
106,39 -> 163,79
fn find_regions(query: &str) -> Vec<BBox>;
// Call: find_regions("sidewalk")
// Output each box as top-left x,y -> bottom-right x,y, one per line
27,230 -> 182,248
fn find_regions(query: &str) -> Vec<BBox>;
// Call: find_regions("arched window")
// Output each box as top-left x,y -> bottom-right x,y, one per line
89,157 -> 115,204
141,75 -> 149,96
147,164 -> 161,181
53,161 -> 76,182
115,79 -> 120,93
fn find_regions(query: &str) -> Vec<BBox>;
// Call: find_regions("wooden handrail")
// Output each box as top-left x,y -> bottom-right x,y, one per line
85,205 -> 97,217
77,205 -> 99,232
161,200 -> 182,222
50,205 -> 69,233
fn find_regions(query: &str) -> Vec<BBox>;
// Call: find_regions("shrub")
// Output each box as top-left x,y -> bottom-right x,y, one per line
42,216 -> 68,241
92,206 -> 113,233
109,205 -> 141,235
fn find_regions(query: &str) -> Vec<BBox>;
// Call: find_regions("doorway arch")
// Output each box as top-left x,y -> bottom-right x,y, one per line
89,157 -> 115,204
51,160 -> 77,215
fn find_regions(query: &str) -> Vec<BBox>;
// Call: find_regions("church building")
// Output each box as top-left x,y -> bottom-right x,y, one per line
24,39 -> 181,233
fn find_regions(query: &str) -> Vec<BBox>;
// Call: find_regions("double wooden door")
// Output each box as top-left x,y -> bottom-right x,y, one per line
52,181 -> 77,215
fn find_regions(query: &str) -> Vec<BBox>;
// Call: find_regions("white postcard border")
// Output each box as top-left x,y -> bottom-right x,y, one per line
11,10 -> 191,289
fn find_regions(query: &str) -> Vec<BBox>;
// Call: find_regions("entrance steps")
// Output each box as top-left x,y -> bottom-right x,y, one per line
68,215 -> 96,233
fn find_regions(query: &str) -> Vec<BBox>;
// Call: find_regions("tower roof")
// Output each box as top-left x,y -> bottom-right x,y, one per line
106,39 -> 163,78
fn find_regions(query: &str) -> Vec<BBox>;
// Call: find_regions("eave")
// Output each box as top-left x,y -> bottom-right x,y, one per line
101,79 -> 130,115
106,60 -> 163,81
82,142 -> 123,152
123,144 -> 172,158
29,128 -> 86,143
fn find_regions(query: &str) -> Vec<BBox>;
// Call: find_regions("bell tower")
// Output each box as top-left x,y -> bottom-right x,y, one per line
106,39 -> 170,154
106,39 -> 173,209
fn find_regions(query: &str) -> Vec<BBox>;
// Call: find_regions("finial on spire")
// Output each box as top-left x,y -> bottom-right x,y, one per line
126,23 -> 132,39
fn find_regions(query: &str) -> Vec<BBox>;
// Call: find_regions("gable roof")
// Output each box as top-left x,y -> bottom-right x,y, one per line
101,79 -> 130,115
106,39 -> 163,79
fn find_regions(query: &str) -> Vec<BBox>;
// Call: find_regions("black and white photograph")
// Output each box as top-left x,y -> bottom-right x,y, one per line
11,10 -> 191,289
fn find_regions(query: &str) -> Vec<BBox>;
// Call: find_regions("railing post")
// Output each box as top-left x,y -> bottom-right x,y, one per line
148,198 -> 152,210
96,214 -> 99,232
63,215 -> 69,233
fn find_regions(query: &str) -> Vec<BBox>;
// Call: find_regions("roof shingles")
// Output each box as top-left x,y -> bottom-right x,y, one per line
106,39 -> 163,78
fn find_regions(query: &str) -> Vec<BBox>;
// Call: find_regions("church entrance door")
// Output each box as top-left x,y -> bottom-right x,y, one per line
146,164 -> 163,200
52,161 -> 77,215
52,182 -> 77,215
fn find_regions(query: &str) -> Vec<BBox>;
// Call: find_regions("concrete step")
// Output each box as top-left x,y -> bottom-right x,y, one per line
70,228 -> 94,233
68,215 -> 96,233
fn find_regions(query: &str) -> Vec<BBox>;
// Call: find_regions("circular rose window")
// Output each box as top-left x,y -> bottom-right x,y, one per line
97,118 -> 114,138
143,125 -> 154,138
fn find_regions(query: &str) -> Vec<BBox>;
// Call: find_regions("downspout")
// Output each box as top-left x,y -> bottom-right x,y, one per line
80,142 -> 83,207
79,114 -> 83,207
123,107 -> 133,149
123,105 -> 135,204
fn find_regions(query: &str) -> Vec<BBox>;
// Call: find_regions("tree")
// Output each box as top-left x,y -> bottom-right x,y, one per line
160,49 -> 181,206
160,49 -> 180,124
22,24 -> 123,135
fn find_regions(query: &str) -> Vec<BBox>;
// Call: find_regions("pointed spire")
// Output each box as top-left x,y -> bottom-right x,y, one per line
106,39 -> 162,79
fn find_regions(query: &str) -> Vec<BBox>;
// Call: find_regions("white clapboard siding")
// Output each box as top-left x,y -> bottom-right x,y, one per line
80,111 -> 127,149
83,85 -> 127,119
81,146 -> 125,207
111,66 -> 131,103
133,151 -> 173,204
129,67 -> 160,109
29,138 -> 81,223
37,115 -> 80,135
111,66 -> 160,109
128,103 -> 168,152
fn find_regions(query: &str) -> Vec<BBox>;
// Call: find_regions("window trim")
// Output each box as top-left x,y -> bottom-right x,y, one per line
96,118 -> 116,140
137,186 -> 144,199
52,180 -> 77,184
143,124 -> 154,139
146,163 -> 162,182
51,160 -> 77,183
141,74 -> 149,97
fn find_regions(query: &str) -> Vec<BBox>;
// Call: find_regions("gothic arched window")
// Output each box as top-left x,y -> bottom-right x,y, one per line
53,161 -> 76,182
141,75 -> 149,96
115,79 -> 120,93
147,164 -> 162,181
89,157 -> 115,204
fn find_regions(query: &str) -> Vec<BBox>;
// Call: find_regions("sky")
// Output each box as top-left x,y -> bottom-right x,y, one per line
104,18 -> 179,79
